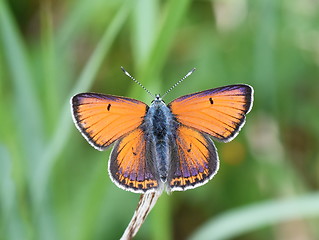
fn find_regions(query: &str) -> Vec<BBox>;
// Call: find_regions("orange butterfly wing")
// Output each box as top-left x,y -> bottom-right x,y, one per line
71,93 -> 148,150
168,126 -> 219,191
109,128 -> 160,193
168,85 -> 253,142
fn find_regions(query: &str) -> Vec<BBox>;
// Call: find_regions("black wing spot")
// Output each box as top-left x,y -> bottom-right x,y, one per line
187,143 -> 192,152
132,147 -> 137,155
107,104 -> 111,111
209,98 -> 214,104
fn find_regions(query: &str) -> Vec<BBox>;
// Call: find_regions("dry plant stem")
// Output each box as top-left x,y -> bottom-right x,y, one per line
120,191 -> 163,240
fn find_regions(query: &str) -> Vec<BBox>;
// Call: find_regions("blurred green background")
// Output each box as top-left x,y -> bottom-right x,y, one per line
1,0 -> 319,239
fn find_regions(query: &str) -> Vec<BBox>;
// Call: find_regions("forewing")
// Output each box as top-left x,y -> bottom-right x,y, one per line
168,85 -> 253,142
71,93 -> 148,150
168,126 -> 219,191
109,128 -> 159,193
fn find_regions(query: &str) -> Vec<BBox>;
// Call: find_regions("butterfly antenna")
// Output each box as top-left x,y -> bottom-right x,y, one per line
121,67 -> 154,98
161,68 -> 196,99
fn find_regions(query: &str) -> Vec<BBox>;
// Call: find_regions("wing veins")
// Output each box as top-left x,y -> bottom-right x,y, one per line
117,131 -> 143,169
179,138 -> 199,176
184,133 -> 209,166
80,112 -> 118,124
205,107 -> 243,121
179,111 -> 237,131
76,107 -> 142,117
89,116 -> 142,146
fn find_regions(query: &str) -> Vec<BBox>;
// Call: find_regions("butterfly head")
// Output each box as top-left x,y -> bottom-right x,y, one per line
155,94 -> 162,101
151,94 -> 165,105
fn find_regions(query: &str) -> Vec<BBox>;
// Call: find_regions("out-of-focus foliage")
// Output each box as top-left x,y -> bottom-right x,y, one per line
1,0 -> 319,239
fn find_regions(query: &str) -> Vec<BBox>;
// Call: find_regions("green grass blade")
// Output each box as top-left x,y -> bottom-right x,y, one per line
56,0 -> 122,47
32,0 -> 133,202
139,0 -> 192,82
39,2 -> 59,132
189,193 -> 319,240
24,3 -> 132,239
0,0 -> 44,165
132,0 -> 159,69
66,160 -> 113,240
130,0 -> 192,97
0,145 -> 26,240
252,0 -> 277,112
150,194 -> 172,240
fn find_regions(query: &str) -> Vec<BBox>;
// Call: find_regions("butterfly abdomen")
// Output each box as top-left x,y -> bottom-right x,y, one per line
144,100 -> 176,183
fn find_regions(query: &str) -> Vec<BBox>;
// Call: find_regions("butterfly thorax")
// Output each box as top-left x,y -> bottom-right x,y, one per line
143,97 -> 176,182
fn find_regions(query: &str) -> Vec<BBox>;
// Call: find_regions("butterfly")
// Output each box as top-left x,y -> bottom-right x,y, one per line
71,68 -> 253,193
